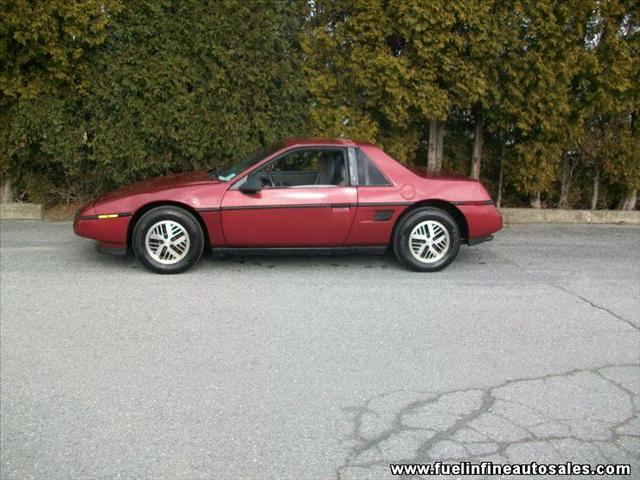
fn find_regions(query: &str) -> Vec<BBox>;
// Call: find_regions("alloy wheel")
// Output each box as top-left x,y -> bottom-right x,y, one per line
408,220 -> 450,263
144,220 -> 190,265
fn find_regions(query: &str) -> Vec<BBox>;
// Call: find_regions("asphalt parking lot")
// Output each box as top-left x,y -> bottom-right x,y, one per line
1,221 -> 639,479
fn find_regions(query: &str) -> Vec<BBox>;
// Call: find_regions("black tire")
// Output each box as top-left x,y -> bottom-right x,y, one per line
393,207 -> 461,272
132,206 -> 204,274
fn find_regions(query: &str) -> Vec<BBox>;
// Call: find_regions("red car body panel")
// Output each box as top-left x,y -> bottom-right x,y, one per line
74,138 -> 503,253
221,186 -> 358,246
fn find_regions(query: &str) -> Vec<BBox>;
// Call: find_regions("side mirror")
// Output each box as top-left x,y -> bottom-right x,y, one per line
239,173 -> 263,194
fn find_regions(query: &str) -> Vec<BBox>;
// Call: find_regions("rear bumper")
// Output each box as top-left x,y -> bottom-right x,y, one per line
458,204 -> 503,240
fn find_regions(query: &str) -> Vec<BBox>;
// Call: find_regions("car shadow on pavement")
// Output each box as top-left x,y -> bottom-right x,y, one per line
203,246 -> 490,273
207,252 -> 400,271
72,241 -> 491,274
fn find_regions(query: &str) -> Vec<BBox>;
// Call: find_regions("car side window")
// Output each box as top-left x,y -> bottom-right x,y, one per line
266,150 -> 317,173
256,149 -> 348,188
356,149 -> 390,186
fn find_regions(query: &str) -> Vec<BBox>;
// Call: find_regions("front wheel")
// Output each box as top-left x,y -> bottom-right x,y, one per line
132,206 -> 204,274
393,207 -> 460,272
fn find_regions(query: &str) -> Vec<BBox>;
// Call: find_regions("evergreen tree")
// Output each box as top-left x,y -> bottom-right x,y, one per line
83,0 -> 309,188
1,0 -> 123,200
304,0 -> 494,168
1,0 -> 309,202
580,0 -> 639,209
0,0 -> 123,101
0,0 -> 637,208
494,0 -> 592,207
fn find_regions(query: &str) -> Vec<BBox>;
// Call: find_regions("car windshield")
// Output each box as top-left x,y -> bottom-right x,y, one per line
212,142 -> 285,181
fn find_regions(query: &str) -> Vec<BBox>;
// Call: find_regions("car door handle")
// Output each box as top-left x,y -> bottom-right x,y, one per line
329,203 -> 351,211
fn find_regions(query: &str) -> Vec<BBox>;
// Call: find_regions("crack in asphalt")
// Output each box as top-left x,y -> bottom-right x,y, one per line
550,283 -> 640,333
337,363 -> 640,479
491,250 -> 638,333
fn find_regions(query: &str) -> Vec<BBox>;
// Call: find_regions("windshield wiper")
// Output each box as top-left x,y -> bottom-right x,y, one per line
207,167 -> 221,180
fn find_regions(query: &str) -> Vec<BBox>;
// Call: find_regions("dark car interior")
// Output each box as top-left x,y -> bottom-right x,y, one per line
256,149 -> 347,188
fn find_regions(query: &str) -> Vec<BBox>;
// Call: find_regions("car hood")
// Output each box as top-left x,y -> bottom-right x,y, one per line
95,170 -> 215,205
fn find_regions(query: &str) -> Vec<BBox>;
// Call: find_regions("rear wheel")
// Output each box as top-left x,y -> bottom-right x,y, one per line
393,207 -> 460,272
132,206 -> 204,274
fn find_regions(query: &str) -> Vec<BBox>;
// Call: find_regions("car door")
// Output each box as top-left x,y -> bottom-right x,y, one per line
221,147 -> 358,246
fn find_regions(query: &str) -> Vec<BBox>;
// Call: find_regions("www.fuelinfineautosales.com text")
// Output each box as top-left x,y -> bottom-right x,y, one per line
389,461 -> 631,476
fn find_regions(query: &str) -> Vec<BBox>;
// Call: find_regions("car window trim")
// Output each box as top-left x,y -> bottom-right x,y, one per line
347,147 -> 358,186
231,146 -> 352,190
355,148 -> 394,187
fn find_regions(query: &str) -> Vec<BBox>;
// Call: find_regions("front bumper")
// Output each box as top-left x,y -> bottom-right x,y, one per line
73,215 -> 131,252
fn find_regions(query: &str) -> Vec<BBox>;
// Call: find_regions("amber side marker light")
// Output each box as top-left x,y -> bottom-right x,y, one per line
97,214 -> 119,219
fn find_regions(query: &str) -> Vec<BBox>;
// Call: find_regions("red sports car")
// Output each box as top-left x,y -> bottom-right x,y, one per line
74,138 -> 502,273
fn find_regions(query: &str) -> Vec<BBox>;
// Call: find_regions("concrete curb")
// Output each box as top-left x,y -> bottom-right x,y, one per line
500,208 -> 640,225
0,203 -> 44,220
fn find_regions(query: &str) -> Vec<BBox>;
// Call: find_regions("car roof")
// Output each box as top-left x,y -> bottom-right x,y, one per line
283,137 -> 359,148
